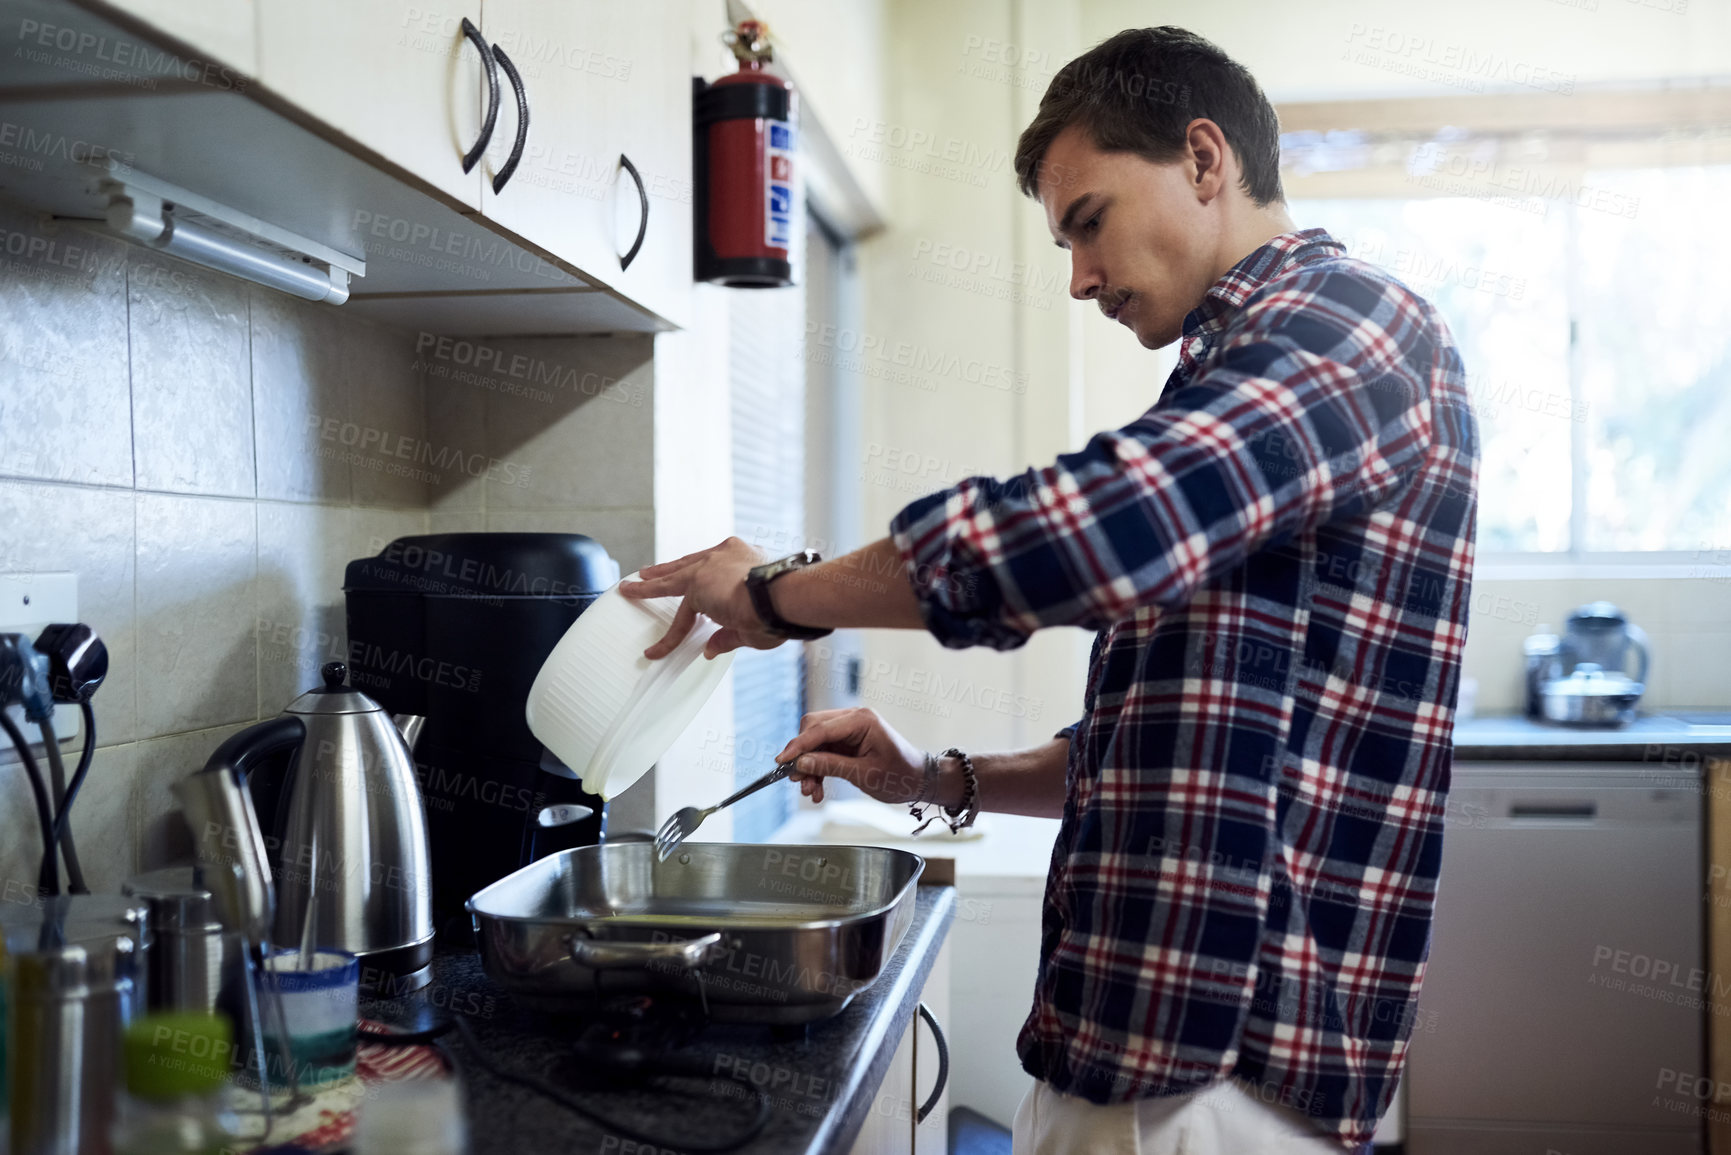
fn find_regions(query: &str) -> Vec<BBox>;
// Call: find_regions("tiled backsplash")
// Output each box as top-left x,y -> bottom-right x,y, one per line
0,203 -> 654,899
1462,574 -> 1731,715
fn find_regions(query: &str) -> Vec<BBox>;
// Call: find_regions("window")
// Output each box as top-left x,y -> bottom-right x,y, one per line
1292,163 -> 1731,555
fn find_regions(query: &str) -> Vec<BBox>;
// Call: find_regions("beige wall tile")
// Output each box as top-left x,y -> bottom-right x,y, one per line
250,288 -> 350,503
1652,628 -> 1731,710
136,493 -> 258,737
256,502 -> 352,710
0,206 -> 133,487
131,723 -> 250,872
60,743 -> 141,893
0,479 -> 139,745
345,323 -> 432,508
422,371 -> 488,512
129,260 -> 255,497
481,335 -> 655,512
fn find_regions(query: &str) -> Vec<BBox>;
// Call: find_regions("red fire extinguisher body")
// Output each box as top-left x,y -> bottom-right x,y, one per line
694,51 -> 796,286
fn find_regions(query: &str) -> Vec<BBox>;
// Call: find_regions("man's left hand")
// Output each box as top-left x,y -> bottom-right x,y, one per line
618,536 -> 783,659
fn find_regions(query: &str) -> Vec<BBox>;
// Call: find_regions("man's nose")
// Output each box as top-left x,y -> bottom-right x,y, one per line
1069,254 -> 1103,301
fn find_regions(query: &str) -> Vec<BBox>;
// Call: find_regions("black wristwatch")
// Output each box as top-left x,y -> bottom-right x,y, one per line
745,551 -> 834,641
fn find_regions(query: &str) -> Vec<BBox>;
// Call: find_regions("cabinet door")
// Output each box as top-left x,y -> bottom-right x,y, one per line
913,939 -> 953,1155
256,0 -> 485,209
480,0 -> 691,326
97,0 -> 258,77
850,1017 -> 916,1155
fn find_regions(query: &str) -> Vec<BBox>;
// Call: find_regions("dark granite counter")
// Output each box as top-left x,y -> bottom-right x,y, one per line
1453,712 -> 1731,761
363,886 -> 956,1155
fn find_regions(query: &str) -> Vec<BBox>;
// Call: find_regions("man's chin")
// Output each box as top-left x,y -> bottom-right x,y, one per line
1135,321 -> 1179,350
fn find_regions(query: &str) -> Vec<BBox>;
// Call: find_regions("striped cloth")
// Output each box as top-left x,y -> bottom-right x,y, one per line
888,228 -> 1478,1148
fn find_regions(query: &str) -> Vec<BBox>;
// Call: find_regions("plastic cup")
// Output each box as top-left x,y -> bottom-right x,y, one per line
258,949 -> 359,1087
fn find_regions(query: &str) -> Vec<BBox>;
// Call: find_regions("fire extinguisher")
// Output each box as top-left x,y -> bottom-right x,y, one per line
693,19 -> 796,287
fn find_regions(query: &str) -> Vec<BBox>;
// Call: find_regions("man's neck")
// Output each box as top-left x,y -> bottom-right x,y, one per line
1208,201 -> 1300,285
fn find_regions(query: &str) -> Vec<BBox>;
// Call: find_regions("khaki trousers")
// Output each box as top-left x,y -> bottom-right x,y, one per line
1011,1077 -> 1348,1155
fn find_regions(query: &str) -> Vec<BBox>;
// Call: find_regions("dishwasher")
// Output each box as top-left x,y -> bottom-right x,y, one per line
1406,761 -> 1703,1155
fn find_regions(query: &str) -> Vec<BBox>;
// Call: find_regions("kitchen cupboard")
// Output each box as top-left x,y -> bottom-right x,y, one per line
256,1 -> 487,209
86,0 -> 258,78
33,0 -> 693,328
480,0 -> 692,327
850,938 -> 953,1155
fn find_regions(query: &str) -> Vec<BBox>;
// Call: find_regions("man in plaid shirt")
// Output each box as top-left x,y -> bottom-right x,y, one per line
624,26 -> 1476,1155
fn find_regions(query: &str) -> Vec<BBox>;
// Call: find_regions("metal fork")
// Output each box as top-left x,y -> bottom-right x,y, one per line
654,763 -> 794,861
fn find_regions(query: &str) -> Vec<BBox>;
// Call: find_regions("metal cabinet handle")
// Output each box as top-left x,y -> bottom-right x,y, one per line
619,153 -> 648,270
565,930 -> 722,970
459,17 -> 499,175
915,1001 -> 949,1124
490,43 -> 529,194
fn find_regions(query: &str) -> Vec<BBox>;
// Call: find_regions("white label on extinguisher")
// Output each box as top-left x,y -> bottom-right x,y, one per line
765,119 -> 794,251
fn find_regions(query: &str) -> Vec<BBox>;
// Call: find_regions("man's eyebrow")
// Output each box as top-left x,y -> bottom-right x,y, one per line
1053,192 -> 1097,248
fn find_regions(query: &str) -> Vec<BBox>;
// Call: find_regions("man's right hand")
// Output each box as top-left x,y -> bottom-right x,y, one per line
777,707 -> 946,807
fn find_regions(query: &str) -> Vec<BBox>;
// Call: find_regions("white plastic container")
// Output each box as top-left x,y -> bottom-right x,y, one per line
524,571 -> 735,800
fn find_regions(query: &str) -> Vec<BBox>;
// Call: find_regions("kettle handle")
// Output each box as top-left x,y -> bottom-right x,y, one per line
206,716 -> 307,784
1626,622 -> 1651,686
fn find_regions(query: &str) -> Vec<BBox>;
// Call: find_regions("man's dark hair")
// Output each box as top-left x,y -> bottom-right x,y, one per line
1013,27 -> 1284,207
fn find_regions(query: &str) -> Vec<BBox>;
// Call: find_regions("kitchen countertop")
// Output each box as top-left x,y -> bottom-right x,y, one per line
1453,712 -> 1731,760
362,885 -> 957,1155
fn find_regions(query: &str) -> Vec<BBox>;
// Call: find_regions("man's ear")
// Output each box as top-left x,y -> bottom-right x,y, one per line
1185,118 -> 1231,204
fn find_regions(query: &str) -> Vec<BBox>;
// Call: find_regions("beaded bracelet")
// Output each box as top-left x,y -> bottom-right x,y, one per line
908,747 -> 979,835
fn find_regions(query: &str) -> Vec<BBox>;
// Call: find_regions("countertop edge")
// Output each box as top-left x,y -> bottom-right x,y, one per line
809,885 -> 957,1155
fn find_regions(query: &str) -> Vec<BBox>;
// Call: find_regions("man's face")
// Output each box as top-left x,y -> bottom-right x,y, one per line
1038,123 -> 1222,350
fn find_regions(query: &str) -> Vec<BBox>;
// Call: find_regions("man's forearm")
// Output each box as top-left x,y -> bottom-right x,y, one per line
770,536 -> 928,630
930,737 -> 1071,820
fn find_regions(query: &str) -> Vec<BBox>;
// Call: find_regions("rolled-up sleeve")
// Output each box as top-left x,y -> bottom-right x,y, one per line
888,266 -> 1438,650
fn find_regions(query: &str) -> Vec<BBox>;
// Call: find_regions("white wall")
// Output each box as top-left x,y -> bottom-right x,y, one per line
1083,0 -> 1731,103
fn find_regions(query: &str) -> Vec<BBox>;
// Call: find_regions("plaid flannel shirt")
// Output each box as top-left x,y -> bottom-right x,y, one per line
888,228 -> 1478,1149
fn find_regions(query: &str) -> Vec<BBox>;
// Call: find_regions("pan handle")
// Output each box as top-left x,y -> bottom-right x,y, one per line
565,931 -> 722,970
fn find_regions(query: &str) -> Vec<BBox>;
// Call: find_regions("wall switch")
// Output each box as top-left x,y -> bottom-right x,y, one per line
0,572 -> 81,762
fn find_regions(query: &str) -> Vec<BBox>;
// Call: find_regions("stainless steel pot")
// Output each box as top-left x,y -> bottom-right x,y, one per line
468,841 -> 923,1024
1540,664 -> 1643,727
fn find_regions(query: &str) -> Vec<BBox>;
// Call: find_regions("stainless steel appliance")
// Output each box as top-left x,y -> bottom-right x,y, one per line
122,867 -> 245,1017
343,533 -> 620,923
468,842 -> 924,1023
215,661 -> 434,992
1406,761 -> 1701,1154
1,895 -> 148,1155
1536,602 -> 1651,727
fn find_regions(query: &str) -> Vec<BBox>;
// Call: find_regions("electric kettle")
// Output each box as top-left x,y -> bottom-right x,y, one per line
1538,602 -> 1651,727
200,661 -> 434,992
1557,601 -> 1650,684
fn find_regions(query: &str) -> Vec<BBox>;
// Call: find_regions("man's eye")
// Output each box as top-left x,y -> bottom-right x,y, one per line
1083,214 -> 1102,233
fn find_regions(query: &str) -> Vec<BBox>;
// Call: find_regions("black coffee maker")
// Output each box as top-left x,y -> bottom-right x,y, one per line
343,533 -> 618,923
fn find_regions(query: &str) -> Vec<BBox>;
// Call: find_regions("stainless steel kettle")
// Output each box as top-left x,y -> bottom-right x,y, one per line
201,661 -> 434,992
1558,601 -> 1651,686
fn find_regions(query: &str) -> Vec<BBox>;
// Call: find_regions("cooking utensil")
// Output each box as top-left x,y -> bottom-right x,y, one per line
173,767 -> 301,1122
1540,663 -> 1644,727
467,842 -> 923,1024
525,569 -> 735,802
209,661 -> 434,992
653,764 -> 793,861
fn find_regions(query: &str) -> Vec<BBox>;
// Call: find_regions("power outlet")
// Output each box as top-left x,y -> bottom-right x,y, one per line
0,572 -> 83,762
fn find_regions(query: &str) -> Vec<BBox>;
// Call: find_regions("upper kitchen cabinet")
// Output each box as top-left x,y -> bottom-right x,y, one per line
256,0 -> 487,210
479,0 -> 692,328
85,0 -> 258,78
